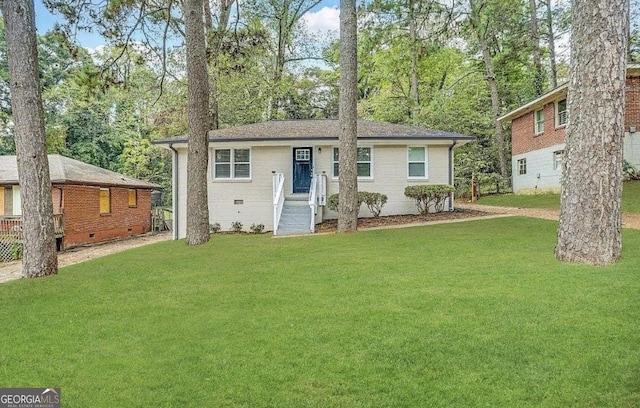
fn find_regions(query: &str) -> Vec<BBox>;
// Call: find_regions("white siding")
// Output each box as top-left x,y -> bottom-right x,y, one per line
624,132 -> 640,169
175,149 -> 188,239
173,142 -> 456,238
209,145 -> 289,232
512,144 -> 564,193
322,144 -> 452,219
512,134 -> 640,194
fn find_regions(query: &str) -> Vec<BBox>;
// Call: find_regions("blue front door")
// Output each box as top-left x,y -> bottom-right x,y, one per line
293,147 -> 312,193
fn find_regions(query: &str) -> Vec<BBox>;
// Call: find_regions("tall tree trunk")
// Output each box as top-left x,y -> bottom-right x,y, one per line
544,0 -> 558,89
480,39 -> 508,180
555,0 -> 629,265
529,0 -> 543,95
268,19 -> 288,120
409,0 -> 420,122
1,0 -> 58,277
204,0 -> 234,129
203,0 -> 218,130
183,0 -> 211,246
338,0 -> 358,233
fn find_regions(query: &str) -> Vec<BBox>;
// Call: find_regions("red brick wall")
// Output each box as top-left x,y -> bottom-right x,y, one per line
512,75 -> 640,156
59,184 -> 152,248
626,76 -> 640,131
511,102 -> 565,156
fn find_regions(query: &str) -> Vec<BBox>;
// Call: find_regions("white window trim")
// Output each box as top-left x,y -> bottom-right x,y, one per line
534,108 -> 545,135
555,99 -> 567,129
212,148 -> 252,180
407,146 -> 429,180
332,146 -> 374,180
12,185 -> 21,216
517,158 -> 527,175
553,150 -> 564,171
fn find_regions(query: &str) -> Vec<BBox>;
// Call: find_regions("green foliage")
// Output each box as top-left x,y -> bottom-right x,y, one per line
249,223 -> 265,234
209,222 -> 221,234
404,184 -> 455,214
10,242 -> 22,261
454,144 -> 511,198
326,193 -> 341,212
623,160 -> 640,181
328,191 -> 388,217
326,192 -> 362,213
231,221 -> 243,233
359,191 -> 388,217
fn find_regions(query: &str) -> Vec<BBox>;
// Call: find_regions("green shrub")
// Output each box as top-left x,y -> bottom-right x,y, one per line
209,222 -> 221,234
11,242 -> 22,260
326,193 -> 363,212
249,223 -> 265,234
327,192 -> 387,216
404,184 -> 454,214
359,191 -> 388,217
623,160 -> 640,181
231,221 -> 243,233
327,193 -> 340,212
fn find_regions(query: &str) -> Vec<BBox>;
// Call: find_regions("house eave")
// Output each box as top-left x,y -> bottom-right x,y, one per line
499,63 -> 640,124
498,83 -> 569,123
154,135 -> 475,145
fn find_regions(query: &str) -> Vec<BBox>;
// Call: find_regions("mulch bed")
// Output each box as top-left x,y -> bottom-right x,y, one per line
314,208 -> 492,233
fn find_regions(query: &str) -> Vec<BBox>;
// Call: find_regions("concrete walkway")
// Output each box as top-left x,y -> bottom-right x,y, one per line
456,202 -> 640,230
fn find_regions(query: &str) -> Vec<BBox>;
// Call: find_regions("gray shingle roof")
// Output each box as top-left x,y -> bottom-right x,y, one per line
154,119 -> 475,144
0,155 -> 160,189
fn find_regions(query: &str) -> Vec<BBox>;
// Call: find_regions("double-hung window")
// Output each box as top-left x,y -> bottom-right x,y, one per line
333,147 -> 372,178
407,147 -> 428,178
556,99 -> 567,127
214,149 -> 251,179
553,150 -> 564,171
534,109 -> 545,135
517,158 -> 527,175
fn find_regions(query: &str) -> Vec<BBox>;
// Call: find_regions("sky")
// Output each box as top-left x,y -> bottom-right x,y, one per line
34,0 -> 340,50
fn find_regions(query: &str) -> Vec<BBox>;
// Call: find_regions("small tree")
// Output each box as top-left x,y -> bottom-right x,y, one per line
404,185 -> 455,214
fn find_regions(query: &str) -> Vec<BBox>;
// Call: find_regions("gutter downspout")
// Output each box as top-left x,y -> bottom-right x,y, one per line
169,144 -> 179,240
448,140 -> 457,211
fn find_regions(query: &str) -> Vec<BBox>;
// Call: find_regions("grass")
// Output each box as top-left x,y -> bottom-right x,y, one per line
1,218 -> 639,407
476,180 -> 640,213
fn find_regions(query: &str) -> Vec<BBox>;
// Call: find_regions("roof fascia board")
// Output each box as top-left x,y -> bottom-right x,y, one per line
498,83 -> 568,123
154,135 -> 475,146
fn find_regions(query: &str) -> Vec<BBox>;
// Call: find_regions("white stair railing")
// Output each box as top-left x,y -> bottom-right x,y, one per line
308,175 -> 318,233
273,172 -> 285,235
317,172 -> 327,206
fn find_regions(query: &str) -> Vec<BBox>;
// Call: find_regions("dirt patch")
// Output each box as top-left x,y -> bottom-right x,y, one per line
315,208 -> 495,233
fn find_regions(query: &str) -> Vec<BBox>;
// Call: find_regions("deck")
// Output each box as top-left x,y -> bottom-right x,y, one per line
0,214 -> 64,262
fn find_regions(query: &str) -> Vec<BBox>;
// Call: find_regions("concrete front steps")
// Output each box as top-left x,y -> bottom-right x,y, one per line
276,197 -> 312,236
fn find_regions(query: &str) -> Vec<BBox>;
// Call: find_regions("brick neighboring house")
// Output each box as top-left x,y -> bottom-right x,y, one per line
499,63 -> 640,193
0,154 -> 160,249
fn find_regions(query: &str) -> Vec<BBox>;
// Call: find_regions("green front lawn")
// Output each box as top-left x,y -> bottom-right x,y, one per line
477,180 -> 640,213
1,218 -> 639,407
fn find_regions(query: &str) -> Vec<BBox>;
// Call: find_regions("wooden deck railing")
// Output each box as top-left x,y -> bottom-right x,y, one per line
0,214 -> 64,239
